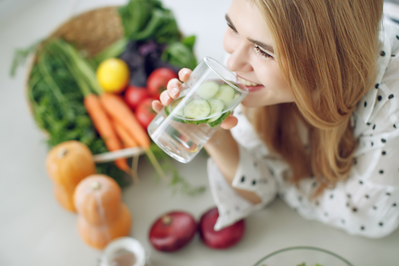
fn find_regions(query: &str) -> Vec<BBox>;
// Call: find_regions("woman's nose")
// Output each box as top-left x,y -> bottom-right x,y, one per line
226,42 -> 253,73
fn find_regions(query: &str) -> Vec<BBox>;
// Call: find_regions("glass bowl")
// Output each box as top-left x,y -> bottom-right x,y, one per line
253,246 -> 353,266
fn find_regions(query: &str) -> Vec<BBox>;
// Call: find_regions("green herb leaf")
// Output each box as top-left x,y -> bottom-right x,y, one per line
181,35 -> 196,52
147,143 -> 206,196
161,41 -> 197,70
10,39 -> 42,77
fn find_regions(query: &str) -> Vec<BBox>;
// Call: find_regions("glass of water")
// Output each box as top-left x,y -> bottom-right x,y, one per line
147,57 -> 248,163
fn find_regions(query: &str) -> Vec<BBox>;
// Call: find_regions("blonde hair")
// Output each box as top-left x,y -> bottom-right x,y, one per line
249,0 -> 383,193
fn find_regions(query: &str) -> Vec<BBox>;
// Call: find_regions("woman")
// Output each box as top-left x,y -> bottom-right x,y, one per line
153,0 -> 399,238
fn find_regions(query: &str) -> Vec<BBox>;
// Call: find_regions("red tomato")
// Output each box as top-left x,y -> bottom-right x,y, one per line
147,68 -> 178,100
124,85 -> 151,110
136,98 -> 157,130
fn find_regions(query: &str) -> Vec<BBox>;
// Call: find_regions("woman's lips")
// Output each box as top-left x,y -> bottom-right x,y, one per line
237,76 -> 264,93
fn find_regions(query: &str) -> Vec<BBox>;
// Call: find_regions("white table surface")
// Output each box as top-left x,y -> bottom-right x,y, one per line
1,0 -> 399,265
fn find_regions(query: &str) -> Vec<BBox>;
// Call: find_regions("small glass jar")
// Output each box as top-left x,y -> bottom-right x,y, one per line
100,237 -> 149,266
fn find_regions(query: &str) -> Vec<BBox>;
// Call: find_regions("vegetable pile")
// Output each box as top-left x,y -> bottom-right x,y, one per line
13,0 -> 205,195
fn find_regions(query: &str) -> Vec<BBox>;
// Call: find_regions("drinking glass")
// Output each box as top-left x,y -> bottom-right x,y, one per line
147,57 -> 248,163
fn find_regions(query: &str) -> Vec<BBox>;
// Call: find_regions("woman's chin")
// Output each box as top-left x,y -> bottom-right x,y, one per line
240,98 -> 261,108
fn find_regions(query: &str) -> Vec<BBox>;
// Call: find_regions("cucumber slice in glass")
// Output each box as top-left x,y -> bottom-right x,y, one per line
195,81 -> 219,99
207,111 -> 232,128
164,97 -> 185,123
207,98 -> 225,123
183,99 -> 211,120
214,84 -> 236,106
169,97 -> 184,117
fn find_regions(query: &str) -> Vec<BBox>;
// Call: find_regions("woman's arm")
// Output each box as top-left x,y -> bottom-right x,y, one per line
152,68 -> 263,204
204,128 -> 262,204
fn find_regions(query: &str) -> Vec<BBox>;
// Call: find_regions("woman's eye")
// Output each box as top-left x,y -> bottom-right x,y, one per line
254,45 -> 273,59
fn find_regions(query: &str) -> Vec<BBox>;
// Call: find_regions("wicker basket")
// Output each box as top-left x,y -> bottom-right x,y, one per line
26,6 -> 124,109
47,6 -> 123,57
27,6 -> 144,162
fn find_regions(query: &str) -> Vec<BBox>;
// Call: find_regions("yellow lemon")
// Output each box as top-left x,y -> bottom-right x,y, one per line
96,58 -> 130,93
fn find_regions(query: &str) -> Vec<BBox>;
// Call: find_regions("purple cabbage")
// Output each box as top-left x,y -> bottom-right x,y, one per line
119,40 -> 180,87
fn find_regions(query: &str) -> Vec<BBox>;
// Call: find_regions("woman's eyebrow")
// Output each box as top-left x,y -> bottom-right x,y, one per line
225,14 -> 274,55
225,14 -> 237,32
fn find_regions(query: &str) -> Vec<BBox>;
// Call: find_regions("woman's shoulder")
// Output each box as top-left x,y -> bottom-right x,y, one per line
353,18 -> 399,135
381,18 -> 399,54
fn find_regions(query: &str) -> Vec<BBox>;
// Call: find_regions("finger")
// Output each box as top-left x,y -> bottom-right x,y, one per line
152,100 -> 164,113
178,68 -> 192,82
220,115 -> 238,130
166,78 -> 182,99
160,90 -> 173,106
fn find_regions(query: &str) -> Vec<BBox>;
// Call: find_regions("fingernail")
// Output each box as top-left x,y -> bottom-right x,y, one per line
161,93 -> 169,102
171,87 -> 179,96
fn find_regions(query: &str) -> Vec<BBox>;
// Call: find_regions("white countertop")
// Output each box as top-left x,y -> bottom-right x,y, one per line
1,0 -> 399,265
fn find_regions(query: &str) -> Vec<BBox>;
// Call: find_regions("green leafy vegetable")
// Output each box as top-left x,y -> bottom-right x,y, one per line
10,40 -> 42,77
181,35 -> 196,52
118,0 -> 180,44
27,40 -> 131,187
118,0 -> 154,38
161,40 -> 197,70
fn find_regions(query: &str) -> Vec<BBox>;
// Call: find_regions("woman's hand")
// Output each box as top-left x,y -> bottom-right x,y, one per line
151,68 -> 238,130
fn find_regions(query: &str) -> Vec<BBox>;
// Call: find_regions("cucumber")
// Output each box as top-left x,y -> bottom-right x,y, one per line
183,99 -> 211,120
207,111 -> 232,128
207,99 -> 225,123
183,118 -> 208,125
168,97 -> 184,117
195,81 -> 219,99
164,97 -> 185,123
214,84 -> 236,106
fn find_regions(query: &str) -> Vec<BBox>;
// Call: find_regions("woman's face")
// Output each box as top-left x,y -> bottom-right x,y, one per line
223,0 -> 295,107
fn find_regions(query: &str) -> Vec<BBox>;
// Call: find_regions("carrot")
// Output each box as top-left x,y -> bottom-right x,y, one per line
113,120 -> 138,148
114,119 -> 141,184
83,93 -> 130,174
99,93 -> 151,149
99,93 -> 166,180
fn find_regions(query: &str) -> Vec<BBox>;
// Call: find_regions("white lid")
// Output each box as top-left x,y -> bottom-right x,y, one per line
100,237 -> 146,266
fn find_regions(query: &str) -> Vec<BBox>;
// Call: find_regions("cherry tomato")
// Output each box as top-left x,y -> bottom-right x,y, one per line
136,98 -> 157,130
124,85 -> 151,110
147,68 -> 178,100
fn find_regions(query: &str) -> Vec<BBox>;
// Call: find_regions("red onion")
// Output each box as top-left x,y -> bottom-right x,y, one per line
199,207 -> 245,249
149,211 -> 197,252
